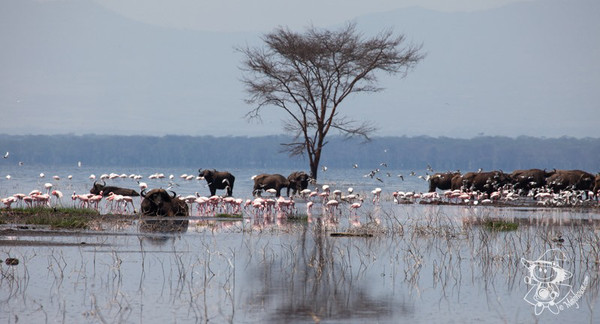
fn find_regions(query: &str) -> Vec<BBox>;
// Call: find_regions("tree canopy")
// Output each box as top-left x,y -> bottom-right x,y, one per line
238,22 -> 425,179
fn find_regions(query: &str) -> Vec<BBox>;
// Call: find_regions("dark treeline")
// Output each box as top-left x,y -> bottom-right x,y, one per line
0,134 -> 598,173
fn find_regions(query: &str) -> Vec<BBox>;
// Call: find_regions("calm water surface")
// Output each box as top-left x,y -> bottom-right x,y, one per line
1,166 -> 599,323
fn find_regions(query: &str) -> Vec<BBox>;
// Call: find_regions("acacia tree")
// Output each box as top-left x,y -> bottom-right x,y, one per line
238,23 -> 424,180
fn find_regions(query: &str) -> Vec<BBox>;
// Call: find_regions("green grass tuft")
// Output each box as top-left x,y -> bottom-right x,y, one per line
484,220 -> 519,231
26,215 -> 89,229
1,207 -> 97,229
216,213 -> 243,218
288,214 -> 309,222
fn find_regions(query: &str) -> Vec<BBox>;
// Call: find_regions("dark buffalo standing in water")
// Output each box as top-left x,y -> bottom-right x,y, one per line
593,174 -> 600,197
452,171 -> 511,195
252,173 -> 290,197
198,169 -> 235,197
90,181 -> 140,197
428,172 -> 461,192
546,169 -> 595,192
140,189 -> 189,217
510,169 -> 554,191
287,171 -> 311,196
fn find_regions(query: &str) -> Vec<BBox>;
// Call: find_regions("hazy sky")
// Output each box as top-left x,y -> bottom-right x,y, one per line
92,0 -> 532,32
2,0 -> 598,139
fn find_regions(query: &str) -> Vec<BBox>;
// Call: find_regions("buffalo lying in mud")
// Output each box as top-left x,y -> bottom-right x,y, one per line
140,189 -> 189,217
90,181 -> 140,197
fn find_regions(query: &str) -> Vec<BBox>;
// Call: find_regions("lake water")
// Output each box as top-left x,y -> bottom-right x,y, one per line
1,166 -> 599,323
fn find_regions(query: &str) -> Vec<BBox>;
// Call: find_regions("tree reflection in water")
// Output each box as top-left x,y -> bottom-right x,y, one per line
241,216 -> 413,322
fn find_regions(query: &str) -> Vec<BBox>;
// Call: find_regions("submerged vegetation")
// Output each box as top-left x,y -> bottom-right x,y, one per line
484,219 -> 519,231
215,213 -> 243,219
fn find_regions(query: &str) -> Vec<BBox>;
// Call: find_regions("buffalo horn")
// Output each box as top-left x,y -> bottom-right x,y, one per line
169,190 -> 177,199
141,188 -> 147,198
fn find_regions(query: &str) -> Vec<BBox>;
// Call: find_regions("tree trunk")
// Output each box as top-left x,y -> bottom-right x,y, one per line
309,149 -> 321,181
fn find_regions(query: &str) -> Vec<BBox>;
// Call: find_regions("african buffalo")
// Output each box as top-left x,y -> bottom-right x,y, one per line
140,189 -> 189,217
90,181 -> 140,197
253,173 -> 290,197
452,171 -> 511,195
428,172 -> 461,192
198,169 -> 235,196
510,169 -> 553,191
546,170 -> 595,192
287,171 -> 311,196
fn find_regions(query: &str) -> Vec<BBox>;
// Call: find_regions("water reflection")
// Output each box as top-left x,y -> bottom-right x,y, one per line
139,218 -> 189,234
1,204 -> 599,323
138,218 -> 189,246
242,221 -> 413,322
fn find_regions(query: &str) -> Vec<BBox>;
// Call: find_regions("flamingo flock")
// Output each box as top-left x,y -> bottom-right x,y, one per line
2,167 -> 598,223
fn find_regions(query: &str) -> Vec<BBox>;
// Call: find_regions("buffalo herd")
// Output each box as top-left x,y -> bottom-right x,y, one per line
87,168 -> 598,217
429,168 -> 599,197
89,170 -> 312,217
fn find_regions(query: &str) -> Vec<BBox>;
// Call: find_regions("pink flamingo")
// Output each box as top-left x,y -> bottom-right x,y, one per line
371,188 -> 382,204
2,197 -> 17,209
349,198 -> 364,216
306,201 -> 314,215
325,199 -> 340,215
121,196 -> 135,214
88,192 -> 103,210
51,190 -> 64,206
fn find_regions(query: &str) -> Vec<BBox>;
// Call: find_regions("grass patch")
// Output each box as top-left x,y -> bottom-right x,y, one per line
288,214 -> 309,222
3,206 -> 99,217
216,213 -> 243,218
26,215 -> 90,229
1,207 -> 98,229
484,220 -> 519,231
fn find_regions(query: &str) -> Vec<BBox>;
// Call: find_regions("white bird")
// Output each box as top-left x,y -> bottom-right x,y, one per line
6,175 -> 11,180
3,152 -> 8,159
77,161 -> 82,167
39,173 -> 45,178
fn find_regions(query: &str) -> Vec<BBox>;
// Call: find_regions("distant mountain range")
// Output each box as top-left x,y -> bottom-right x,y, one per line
1,0 -> 598,138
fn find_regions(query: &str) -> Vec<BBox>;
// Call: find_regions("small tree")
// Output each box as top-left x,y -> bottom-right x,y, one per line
238,23 -> 424,180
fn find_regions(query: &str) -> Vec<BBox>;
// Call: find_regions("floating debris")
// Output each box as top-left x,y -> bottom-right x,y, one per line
5,258 -> 19,266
